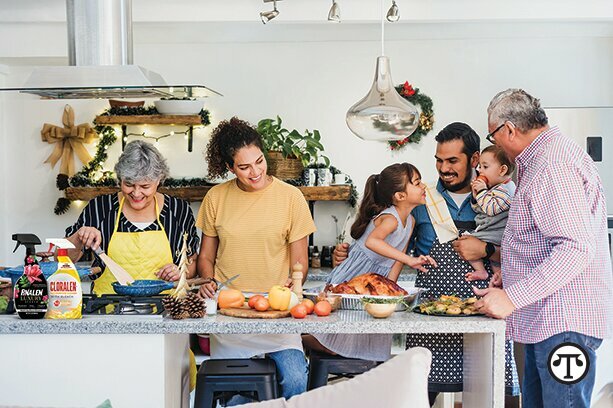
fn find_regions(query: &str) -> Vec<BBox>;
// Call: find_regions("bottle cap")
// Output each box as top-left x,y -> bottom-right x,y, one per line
45,238 -> 76,249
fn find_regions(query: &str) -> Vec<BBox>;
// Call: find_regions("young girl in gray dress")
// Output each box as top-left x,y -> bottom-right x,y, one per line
304,162 -> 437,361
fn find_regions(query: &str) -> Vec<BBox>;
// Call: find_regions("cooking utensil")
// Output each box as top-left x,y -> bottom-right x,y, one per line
112,277 -> 209,297
216,274 -> 240,291
113,280 -> 173,296
218,307 -> 290,319
94,247 -> 134,286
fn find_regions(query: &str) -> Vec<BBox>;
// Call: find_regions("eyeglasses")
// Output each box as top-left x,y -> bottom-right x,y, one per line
486,123 -> 505,144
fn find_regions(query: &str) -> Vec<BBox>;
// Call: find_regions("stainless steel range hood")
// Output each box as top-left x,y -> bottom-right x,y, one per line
0,0 -> 221,99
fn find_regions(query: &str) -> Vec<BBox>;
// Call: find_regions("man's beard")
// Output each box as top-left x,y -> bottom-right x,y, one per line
439,163 -> 473,192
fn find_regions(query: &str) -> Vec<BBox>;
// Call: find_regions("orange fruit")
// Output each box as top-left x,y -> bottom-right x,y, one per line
254,297 -> 270,312
248,295 -> 265,309
290,304 -> 308,319
314,300 -> 332,316
301,299 -> 315,314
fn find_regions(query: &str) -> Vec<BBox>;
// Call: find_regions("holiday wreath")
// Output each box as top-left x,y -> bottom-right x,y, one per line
387,82 -> 435,151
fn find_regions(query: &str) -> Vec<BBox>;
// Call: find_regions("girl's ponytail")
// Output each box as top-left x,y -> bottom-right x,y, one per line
350,162 -> 421,240
351,174 -> 385,240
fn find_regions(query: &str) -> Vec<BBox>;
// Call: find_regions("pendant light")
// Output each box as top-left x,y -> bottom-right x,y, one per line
346,0 -> 419,141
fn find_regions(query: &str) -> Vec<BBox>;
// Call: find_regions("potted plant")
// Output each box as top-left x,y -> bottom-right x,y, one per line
257,116 -> 329,180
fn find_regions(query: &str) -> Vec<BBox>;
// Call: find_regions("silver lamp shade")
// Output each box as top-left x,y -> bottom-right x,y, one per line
346,56 -> 419,141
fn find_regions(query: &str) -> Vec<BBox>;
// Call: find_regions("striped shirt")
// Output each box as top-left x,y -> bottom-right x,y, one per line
502,126 -> 613,343
475,180 -> 514,216
65,194 -> 200,270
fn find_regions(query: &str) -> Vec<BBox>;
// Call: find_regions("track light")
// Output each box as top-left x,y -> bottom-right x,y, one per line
386,0 -> 399,22
260,0 -> 279,24
328,1 -> 341,23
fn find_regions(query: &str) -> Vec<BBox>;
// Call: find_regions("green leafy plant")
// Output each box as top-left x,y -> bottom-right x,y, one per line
257,116 -> 330,167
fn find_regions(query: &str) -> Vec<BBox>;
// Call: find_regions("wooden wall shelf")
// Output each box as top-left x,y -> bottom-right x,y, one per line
94,115 -> 202,126
65,185 -> 351,202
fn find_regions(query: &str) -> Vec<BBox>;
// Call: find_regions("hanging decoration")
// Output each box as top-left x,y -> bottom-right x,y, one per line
386,82 -> 435,151
53,105 -> 213,214
41,105 -> 98,176
345,0 -> 419,142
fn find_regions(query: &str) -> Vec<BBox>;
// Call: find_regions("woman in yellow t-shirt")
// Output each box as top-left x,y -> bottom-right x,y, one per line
196,117 -> 316,402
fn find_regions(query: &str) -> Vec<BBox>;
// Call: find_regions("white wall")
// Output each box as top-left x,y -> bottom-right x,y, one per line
0,4 -> 612,396
3,22 -> 612,264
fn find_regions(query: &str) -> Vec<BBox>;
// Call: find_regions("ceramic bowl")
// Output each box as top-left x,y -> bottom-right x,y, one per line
154,99 -> 203,115
364,303 -> 396,318
109,100 -> 145,108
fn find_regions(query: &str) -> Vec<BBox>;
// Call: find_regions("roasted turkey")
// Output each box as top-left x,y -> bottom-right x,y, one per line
326,273 -> 408,296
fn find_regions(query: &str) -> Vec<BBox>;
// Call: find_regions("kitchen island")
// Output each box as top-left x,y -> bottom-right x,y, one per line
0,311 -> 505,408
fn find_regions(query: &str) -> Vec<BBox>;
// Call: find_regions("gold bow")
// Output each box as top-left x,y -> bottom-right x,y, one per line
41,105 -> 98,176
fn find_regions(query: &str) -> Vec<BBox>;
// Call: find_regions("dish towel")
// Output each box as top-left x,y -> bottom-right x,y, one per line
424,182 -> 459,243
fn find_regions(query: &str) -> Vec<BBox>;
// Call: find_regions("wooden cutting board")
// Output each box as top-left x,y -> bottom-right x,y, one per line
219,307 -> 291,319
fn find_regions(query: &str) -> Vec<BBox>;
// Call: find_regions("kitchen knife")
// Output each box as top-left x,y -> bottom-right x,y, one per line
94,247 -> 135,286
216,274 -> 240,291
172,277 -> 209,288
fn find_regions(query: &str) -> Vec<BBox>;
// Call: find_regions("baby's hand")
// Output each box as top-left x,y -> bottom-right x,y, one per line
471,178 -> 487,193
406,255 -> 437,273
490,271 -> 503,288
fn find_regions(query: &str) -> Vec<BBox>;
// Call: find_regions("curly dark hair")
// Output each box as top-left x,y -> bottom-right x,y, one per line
205,117 -> 264,179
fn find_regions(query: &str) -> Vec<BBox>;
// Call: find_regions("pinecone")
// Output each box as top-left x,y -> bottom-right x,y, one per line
185,292 -> 206,318
163,295 -> 189,320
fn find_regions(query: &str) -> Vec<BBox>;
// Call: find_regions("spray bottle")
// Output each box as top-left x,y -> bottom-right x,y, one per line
12,233 -> 48,319
45,238 -> 82,319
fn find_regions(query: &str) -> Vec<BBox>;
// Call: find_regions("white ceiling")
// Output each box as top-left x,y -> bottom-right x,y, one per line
2,0 -> 613,24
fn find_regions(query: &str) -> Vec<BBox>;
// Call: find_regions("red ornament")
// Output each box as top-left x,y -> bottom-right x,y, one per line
402,81 -> 416,97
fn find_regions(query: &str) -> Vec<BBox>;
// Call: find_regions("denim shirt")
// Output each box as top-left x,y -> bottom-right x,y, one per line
408,180 -> 477,255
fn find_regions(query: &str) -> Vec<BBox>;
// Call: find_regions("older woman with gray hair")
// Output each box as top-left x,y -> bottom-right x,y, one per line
65,140 -> 199,295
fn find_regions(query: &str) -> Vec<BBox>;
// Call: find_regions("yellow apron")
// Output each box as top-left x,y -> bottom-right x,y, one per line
93,195 -> 197,391
94,195 -> 173,295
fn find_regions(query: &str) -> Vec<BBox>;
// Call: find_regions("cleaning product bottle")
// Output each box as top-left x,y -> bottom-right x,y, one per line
45,238 -> 82,319
12,233 -> 48,319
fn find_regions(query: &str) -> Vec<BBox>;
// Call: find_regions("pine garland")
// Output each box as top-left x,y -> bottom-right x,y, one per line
386,82 -> 435,151
54,106 -> 357,214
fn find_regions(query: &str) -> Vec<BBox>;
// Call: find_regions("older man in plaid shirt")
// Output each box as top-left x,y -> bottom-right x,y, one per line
475,89 -> 613,408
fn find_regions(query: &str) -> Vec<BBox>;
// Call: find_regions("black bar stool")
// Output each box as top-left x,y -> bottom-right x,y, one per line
194,358 -> 279,408
307,350 -> 380,390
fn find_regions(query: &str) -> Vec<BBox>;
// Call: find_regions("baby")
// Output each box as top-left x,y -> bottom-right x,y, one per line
465,145 -> 516,282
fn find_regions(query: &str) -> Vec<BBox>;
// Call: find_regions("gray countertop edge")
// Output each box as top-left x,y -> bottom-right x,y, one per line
0,312 -> 505,335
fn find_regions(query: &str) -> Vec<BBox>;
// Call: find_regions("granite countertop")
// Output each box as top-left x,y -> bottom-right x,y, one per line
0,310 -> 504,335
